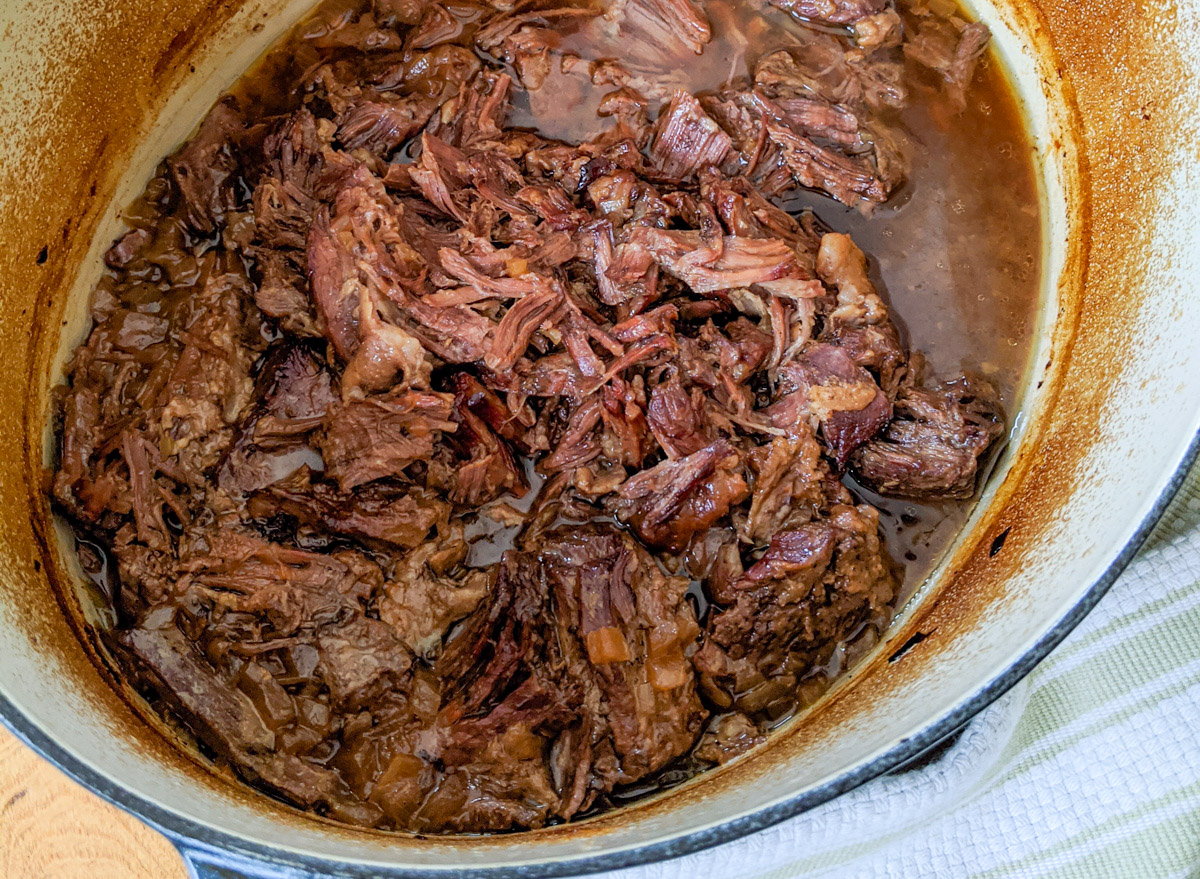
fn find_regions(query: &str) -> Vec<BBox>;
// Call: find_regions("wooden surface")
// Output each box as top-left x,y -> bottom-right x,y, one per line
0,725 -> 187,879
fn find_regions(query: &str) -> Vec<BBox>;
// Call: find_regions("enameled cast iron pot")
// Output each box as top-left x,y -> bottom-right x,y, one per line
1,0 -> 1198,876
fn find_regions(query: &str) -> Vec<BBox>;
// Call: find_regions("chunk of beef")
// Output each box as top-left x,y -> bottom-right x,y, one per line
764,118 -> 898,208
815,231 -> 891,329
121,621 -> 381,825
851,375 -> 1004,499
767,0 -> 886,25
337,93 -> 439,156
254,251 -> 320,336
647,372 -> 712,459
539,526 -> 706,781
648,91 -> 732,182
306,175 -> 435,394
772,344 -> 892,467
694,712 -> 764,765
629,227 -> 822,299
698,504 -> 897,713
219,343 -> 337,495
253,177 -> 317,249
904,19 -> 991,108
615,439 -> 749,552
742,432 -> 833,546
250,469 -> 449,550
449,390 -> 528,505
475,7 -> 597,89
168,98 -> 245,233
378,525 -> 488,656
154,266 -> 257,469
610,0 -> 712,56
437,524 -> 705,817
320,388 -> 457,490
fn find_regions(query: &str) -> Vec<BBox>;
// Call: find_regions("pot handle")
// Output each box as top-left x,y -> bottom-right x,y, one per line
177,842 -> 316,879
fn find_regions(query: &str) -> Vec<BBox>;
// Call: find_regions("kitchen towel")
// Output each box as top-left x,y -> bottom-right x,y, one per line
604,468 -> 1200,879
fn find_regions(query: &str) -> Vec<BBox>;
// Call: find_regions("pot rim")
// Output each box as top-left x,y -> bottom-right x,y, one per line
4,430 -> 1196,878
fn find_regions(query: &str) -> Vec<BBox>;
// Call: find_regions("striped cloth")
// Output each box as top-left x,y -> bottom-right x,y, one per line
609,471 -> 1200,879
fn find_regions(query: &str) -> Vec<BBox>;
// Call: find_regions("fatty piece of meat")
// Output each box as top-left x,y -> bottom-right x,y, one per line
772,343 -> 892,467
851,374 -> 1004,499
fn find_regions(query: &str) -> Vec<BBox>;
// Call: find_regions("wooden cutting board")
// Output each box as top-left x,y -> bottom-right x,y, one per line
0,725 -> 186,879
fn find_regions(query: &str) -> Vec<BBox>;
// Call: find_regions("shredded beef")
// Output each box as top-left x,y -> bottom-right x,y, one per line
52,0 -> 1006,835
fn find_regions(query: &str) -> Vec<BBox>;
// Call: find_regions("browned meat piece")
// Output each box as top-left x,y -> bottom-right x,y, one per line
767,0 -> 886,25
742,432 -> 834,546
219,342 -> 336,494
752,44 -> 907,114
253,178 -> 317,249
852,375 -> 1004,499
476,7 -> 596,89
905,19 -> 991,108
628,226 -> 822,299
254,251 -> 319,336
306,175 -> 436,394
813,231 -> 915,393
320,388 -> 457,490
765,118 -> 897,208
153,267 -> 258,474
648,91 -> 732,181
698,504 -> 897,713
167,97 -> 245,233
610,0 -> 712,56
438,524 -> 705,818
450,376 -> 528,505
823,321 -> 908,397
540,526 -> 706,781
121,622 -> 382,825
250,469 -> 450,549
337,94 -> 439,155
772,344 -> 892,467
378,524 -> 487,656
615,439 -> 749,552
647,371 -> 712,459
104,228 -> 152,269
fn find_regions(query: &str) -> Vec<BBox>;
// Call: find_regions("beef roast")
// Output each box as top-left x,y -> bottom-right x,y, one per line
52,0 -> 1006,835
